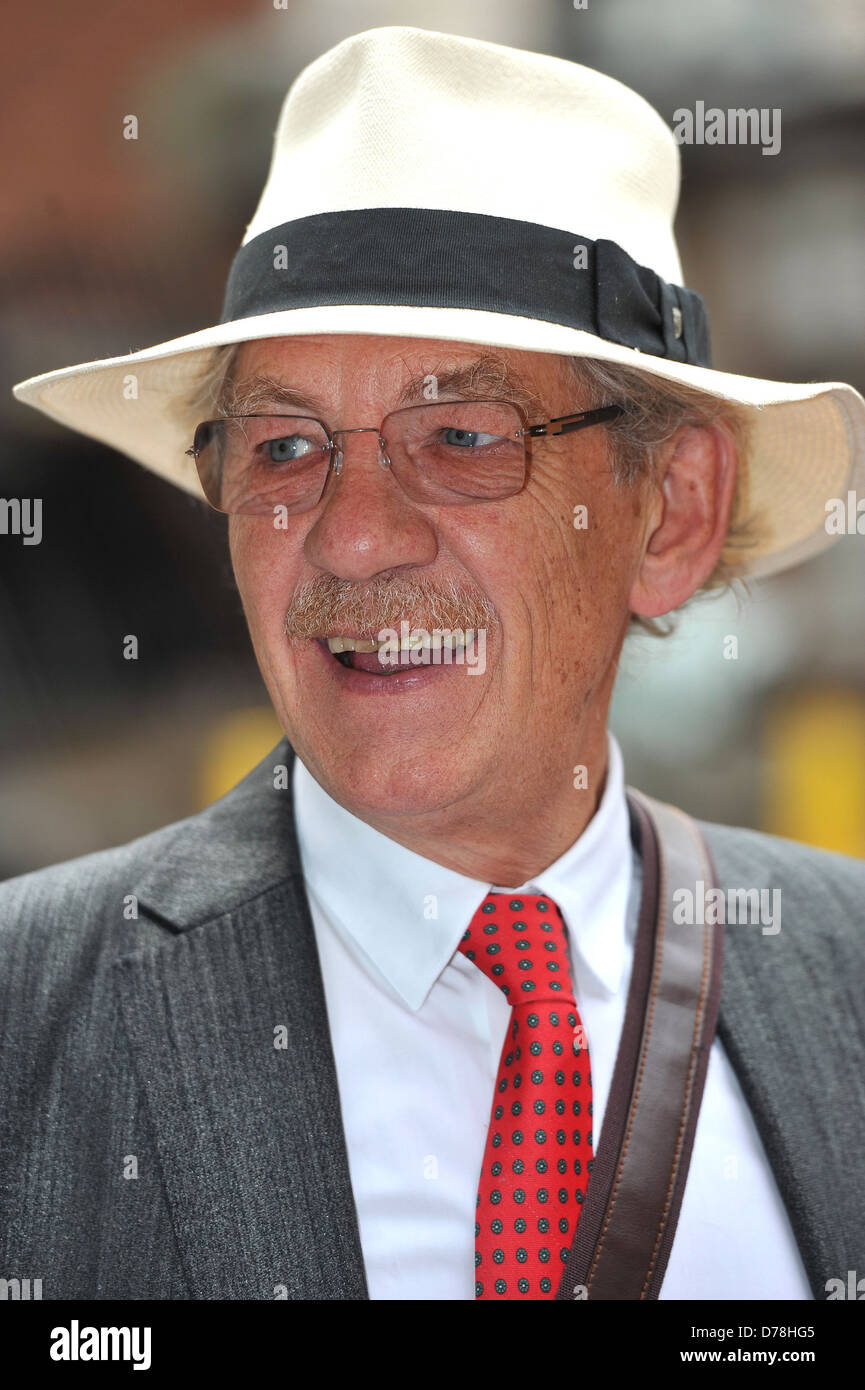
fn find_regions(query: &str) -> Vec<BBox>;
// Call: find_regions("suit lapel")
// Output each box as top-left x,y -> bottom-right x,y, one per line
115,740 -> 369,1300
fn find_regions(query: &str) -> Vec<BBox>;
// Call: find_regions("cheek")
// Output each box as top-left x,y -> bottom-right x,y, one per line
228,520 -> 295,637
513,481 -> 644,653
228,520 -> 260,627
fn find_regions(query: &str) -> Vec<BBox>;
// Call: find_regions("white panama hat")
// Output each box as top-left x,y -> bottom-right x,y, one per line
12,24 -> 865,579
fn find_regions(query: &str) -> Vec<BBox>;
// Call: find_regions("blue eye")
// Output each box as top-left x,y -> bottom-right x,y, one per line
266,434 -> 317,462
441,428 -> 500,448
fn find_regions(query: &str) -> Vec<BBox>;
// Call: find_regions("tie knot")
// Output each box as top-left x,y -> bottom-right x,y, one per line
458,892 -> 576,1007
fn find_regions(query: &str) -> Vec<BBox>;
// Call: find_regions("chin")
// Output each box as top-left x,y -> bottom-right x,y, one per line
312,744 -> 473,822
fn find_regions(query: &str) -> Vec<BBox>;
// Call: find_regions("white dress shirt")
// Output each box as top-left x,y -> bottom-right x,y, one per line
293,733 -> 812,1300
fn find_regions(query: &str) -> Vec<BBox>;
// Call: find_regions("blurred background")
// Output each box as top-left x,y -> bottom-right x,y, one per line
1,0 -> 863,877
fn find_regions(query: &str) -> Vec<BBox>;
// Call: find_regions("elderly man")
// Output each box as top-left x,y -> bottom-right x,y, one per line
2,26 -> 864,1304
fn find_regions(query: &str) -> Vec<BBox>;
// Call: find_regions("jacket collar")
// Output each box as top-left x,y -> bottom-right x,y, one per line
134,738 -> 303,929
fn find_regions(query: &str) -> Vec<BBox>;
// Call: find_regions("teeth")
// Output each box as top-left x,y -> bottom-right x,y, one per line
326,630 -> 471,655
396,631 -> 469,651
326,636 -> 380,653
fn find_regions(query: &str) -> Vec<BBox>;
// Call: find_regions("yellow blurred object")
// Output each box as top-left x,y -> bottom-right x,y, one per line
763,687 -> 865,857
198,708 -> 284,809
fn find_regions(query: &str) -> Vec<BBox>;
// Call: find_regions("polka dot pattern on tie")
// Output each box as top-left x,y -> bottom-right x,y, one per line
459,892 -> 594,1300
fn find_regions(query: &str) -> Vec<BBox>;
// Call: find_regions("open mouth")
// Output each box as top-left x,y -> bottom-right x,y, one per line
320,632 -> 471,675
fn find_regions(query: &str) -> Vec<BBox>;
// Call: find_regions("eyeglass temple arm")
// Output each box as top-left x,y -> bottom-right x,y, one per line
525,404 -> 623,438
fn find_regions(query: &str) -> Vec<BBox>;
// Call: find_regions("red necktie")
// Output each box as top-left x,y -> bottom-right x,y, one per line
459,892 -> 594,1299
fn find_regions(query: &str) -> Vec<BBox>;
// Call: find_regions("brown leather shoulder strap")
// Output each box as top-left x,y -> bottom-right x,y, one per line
557,787 -> 724,1300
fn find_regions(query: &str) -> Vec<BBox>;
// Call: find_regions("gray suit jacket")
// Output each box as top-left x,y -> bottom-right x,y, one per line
1,739 -> 863,1300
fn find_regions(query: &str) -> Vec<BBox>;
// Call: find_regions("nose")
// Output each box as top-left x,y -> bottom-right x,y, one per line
303,425 -> 438,584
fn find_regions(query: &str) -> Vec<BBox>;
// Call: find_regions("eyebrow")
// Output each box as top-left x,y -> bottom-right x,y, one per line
395,355 -> 546,416
219,353 -> 547,421
217,375 -> 324,416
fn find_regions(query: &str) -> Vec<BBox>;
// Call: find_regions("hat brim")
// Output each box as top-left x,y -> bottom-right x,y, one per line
12,303 -> 865,580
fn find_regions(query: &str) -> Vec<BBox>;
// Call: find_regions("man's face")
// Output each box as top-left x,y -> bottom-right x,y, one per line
228,334 -> 652,833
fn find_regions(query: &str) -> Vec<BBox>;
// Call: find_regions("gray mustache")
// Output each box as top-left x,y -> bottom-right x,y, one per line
283,574 -> 496,641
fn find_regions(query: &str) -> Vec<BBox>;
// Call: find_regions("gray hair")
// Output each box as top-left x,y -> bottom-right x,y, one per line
183,343 -> 757,636
183,342 -> 242,418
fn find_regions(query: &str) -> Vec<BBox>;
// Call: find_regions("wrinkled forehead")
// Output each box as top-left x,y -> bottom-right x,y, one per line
226,334 -> 570,415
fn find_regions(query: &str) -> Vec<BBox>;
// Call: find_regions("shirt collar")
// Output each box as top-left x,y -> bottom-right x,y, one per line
293,732 -> 632,1012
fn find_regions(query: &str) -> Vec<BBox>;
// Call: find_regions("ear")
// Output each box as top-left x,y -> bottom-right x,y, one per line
628,422 -> 738,620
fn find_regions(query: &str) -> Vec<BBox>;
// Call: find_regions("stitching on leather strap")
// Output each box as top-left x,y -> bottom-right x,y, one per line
639,805 -> 713,1297
585,818 -> 668,1291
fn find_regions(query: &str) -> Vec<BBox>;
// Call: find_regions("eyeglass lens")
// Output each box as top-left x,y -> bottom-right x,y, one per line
192,401 -> 526,514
